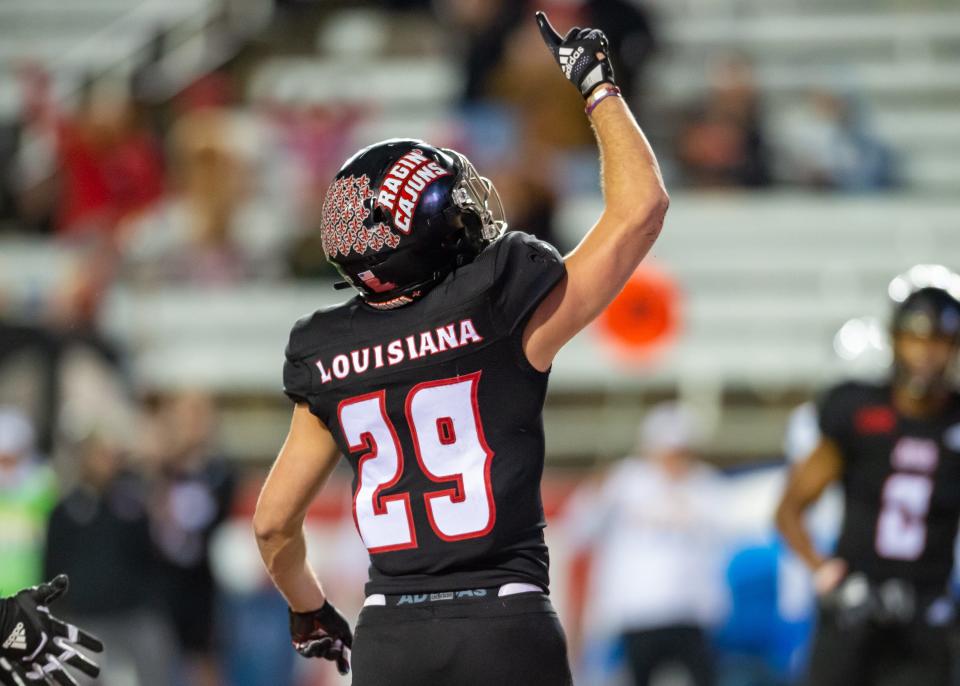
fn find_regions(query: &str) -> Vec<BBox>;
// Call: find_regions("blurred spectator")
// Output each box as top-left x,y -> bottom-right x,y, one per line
4,68 -> 165,239
439,0 -> 527,105
498,168 -> 562,247
0,319 -> 62,454
573,403 -> 728,686
44,433 -> 178,686
55,80 -> 165,239
121,105 -> 292,284
147,391 -> 235,686
47,245 -> 133,458
46,242 -> 119,333
0,256 -> 129,458
484,16 -> 592,151
776,89 -> 898,191
0,408 -> 56,595
676,55 -> 771,189
587,0 -> 658,104
3,63 -> 60,233
267,103 -> 363,279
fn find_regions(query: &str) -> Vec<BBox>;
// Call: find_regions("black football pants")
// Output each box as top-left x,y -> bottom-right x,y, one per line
806,605 -> 952,686
351,593 -> 573,686
622,625 -> 715,686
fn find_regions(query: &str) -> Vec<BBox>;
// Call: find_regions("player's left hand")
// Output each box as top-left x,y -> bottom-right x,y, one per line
289,600 -> 353,675
0,575 -> 103,686
535,10 -> 616,99
813,558 -> 848,596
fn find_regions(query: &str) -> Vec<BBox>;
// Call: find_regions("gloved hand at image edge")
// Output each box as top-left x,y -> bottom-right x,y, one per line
0,576 -> 103,686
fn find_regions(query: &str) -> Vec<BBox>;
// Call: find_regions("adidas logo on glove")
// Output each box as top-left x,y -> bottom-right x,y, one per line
2,622 -> 26,651
558,46 -> 584,78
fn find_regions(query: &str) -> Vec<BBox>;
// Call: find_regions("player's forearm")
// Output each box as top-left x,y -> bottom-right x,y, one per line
591,95 -> 669,243
255,524 -> 326,612
774,500 -> 825,571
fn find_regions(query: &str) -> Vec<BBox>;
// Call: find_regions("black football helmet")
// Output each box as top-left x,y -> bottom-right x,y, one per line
320,139 -> 506,309
887,265 -> 960,395
889,265 -> 960,342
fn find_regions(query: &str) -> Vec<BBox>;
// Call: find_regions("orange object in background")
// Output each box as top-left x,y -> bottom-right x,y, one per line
597,263 -> 681,362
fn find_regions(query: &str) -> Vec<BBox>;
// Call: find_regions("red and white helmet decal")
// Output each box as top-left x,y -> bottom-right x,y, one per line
321,174 -> 402,258
357,270 -> 397,293
375,149 -> 452,234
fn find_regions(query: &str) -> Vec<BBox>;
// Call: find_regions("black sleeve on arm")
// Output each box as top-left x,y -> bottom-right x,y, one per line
283,354 -> 313,405
282,315 -> 317,405
489,231 -> 566,335
816,382 -> 856,453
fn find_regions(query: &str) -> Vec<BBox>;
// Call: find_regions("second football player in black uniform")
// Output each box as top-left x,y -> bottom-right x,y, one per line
776,268 -> 960,686
252,10 -> 669,686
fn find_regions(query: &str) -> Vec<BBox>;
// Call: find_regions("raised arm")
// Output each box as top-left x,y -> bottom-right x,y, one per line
254,403 -> 353,675
523,11 -> 669,372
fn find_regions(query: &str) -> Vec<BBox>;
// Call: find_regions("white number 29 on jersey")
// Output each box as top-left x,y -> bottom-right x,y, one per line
338,372 -> 495,553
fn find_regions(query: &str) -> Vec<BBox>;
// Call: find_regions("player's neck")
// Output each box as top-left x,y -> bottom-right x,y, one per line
892,384 -> 949,419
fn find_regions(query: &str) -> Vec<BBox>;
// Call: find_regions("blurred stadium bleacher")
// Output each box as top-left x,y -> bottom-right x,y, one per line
1,0 -> 958,465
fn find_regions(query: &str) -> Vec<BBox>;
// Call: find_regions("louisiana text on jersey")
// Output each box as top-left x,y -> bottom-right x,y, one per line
313,319 -> 483,384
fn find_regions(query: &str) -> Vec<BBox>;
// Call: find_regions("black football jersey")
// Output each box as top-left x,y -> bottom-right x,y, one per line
819,381 -> 960,592
283,232 -> 566,595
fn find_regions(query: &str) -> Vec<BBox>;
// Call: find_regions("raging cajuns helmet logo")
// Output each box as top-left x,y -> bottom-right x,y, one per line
375,148 -> 451,233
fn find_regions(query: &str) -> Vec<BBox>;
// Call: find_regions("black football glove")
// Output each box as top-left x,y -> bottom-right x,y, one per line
535,10 -> 616,99
0,576 -> 103,686
289,601 -> 353,676
0,657 -> 27,686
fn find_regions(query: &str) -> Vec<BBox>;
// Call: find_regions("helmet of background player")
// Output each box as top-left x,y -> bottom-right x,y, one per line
320,139 -> 506,310
888,265 -> 960,398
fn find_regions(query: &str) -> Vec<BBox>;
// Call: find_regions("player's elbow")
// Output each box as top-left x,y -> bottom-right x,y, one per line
773,496 -> 796,536
635,188 -> 669,237
609,188 -> 669,246
253,502 -> 298,547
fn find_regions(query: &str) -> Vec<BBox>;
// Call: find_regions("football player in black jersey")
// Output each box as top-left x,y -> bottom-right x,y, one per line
776,266 -> 960,686
252,10 -> 668,686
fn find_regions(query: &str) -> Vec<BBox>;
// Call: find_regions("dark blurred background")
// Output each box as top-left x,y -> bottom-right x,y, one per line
0,0 -> 958,684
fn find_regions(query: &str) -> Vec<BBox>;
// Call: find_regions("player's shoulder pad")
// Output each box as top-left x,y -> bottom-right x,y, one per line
491,230 -> 564,275
815,379 -> 889,436
818,379 -> 882,406
285,301 -> 353,361
283,303 -> 353,406
486,230 -> 566,334
816,380 -> 856,410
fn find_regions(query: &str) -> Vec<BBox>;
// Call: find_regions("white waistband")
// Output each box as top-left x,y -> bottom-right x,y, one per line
363,582 -> 541,607
498,582 -> 542,597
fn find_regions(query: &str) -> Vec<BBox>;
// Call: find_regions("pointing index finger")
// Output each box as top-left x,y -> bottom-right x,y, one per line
534,11 -> 562,49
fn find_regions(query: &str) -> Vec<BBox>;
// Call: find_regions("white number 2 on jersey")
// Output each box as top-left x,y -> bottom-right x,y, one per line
875,472 -> 933,560
339,372 -> 495,553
